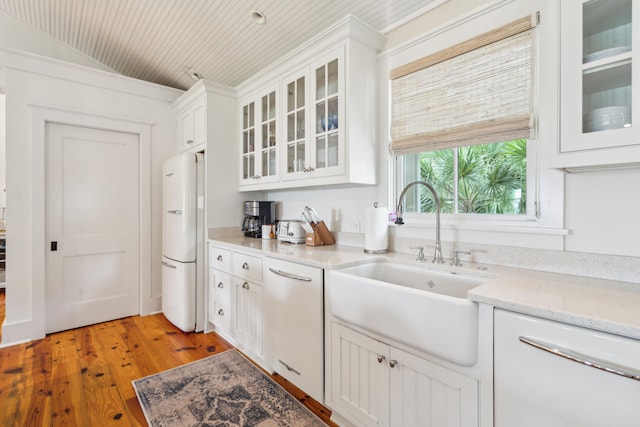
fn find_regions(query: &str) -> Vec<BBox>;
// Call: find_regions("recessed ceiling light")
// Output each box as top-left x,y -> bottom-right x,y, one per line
185,68 -> 203,81
250,10 -> 266,25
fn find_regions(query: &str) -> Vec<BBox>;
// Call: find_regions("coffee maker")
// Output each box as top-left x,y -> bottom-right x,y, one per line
242,201 -> 275,238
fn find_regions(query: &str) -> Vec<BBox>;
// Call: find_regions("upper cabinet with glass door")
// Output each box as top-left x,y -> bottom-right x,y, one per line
557,0 -> 640,169
282,49 -> 346,182
239,84 -> 280,186
238,16 -> 386,190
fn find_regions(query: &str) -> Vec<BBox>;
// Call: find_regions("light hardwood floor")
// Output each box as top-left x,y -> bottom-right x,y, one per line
0,288 -> 336,426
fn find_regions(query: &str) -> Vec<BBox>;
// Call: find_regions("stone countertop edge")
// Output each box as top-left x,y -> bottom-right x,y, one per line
208,237 -> 640,340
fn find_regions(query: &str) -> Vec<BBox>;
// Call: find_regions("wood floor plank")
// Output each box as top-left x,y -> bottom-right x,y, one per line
0,289 -> 336,426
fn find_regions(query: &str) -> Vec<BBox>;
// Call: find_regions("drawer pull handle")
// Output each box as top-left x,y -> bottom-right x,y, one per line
217,282 -> 224,288
278,359 -> 301,376
389,359 -> 398,368
242,262 -> 250,270
217,255 -> 222,261
242,282 -> 250,290
519,336 -> 640,382
268,268 -> 312,282
167,210 -> 182,214
218,309 -> 224,316
377,354 -> 386,363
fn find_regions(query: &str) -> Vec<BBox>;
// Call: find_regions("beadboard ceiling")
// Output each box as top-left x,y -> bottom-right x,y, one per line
0,0 -> 440,90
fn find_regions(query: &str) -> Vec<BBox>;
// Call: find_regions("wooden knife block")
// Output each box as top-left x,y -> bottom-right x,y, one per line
306,220 -> 335,246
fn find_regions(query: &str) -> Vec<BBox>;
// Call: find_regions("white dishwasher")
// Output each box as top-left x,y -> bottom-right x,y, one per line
264,258 -> 324,403
494,309 -> 640,427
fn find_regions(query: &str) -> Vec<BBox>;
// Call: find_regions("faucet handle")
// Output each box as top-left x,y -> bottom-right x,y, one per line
410,246 -> 425,261
452,249 -> 471,266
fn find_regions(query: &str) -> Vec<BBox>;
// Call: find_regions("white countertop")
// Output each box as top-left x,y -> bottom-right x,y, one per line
209,237 -> 640,340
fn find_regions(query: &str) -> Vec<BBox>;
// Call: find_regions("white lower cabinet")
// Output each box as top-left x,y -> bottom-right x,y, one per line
329,322 -> 479,427
232,276 -> 263,359
207,244 -> 265,365
208,268 -> 231,336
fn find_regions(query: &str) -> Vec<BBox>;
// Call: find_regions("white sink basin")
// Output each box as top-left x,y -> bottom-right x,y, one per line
328,260 -> 487,366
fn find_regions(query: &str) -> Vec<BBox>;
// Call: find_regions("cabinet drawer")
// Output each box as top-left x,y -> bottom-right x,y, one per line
231,252 -> 262,282
212,299 -> 231,335
209,246 -> 230,272
211,270 -> 231,304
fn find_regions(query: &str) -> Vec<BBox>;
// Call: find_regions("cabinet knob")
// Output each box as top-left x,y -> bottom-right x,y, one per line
242,282 -> 250,290
186,139 -> 194,144
377,354 -> 386,363
217,282 -> 224,288
389,359 -> 398,368
242,262 -> 250,270
218,309 -> 224,316
217,255 -> 223,261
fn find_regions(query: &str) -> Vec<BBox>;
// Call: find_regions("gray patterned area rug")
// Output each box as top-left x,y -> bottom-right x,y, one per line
132,349 -> 327,426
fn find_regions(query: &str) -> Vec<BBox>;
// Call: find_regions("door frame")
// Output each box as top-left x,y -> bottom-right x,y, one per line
30,105 -> 152,335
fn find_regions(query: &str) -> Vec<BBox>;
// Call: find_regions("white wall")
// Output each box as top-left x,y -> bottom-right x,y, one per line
270,0 -> 640,260
0,10 -> 113,72
0,93 -> 5,208
0,49 -> 182,346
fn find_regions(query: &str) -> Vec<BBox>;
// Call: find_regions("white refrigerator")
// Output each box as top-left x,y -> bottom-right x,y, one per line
161,152 -> 205,332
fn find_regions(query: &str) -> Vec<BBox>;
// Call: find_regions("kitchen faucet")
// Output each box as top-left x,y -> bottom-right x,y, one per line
395,180 -> 444,264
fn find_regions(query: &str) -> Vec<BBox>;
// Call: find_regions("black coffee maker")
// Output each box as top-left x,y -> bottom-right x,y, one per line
242,201 -> 275,238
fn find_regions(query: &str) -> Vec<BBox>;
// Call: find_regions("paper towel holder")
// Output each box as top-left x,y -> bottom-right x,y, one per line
364,202 -> 389,254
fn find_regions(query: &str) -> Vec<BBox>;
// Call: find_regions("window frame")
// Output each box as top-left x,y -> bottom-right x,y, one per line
394,137 -> 538,222
384,0 -> 566,249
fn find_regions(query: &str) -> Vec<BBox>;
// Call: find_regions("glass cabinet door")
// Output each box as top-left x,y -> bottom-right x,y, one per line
242,101 -> 256,179
285,75 -> 307,176
260,90 -> 277,178
582,0 -> 632,134
314,58 -> 340,170
561,0 -> 639,154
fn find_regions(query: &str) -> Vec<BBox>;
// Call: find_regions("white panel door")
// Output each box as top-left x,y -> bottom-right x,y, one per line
45,123 -> 140,333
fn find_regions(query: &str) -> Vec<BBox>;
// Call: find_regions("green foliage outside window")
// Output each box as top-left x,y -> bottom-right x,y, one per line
417,139 -> 527,215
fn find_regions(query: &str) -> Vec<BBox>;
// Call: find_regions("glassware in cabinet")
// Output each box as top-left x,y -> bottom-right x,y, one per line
558,0 -> 640,166
314,59 -> 340,171
260,91 -> 277,178
242,102 -> 256,179
285,75 -> 307,175
581,0 -> 632,135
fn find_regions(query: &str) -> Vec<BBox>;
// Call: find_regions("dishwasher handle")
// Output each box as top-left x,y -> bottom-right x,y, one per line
520,336 -> 640,382
268,267 -> 312,282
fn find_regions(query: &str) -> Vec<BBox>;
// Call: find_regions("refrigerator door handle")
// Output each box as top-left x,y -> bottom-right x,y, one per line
167,210 -> 182,214
162,260 -> 177,269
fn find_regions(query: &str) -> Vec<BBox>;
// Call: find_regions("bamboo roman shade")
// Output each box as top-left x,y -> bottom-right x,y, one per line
390,13 -> 539,155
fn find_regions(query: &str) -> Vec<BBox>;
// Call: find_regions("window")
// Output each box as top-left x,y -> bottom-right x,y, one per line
391,13 -> 538,221
398,139 -> 530,217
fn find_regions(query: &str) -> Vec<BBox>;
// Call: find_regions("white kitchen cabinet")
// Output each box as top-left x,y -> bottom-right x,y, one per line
264,258 -> 324,403
177,98 -> 205,152
206,243 -> 266,365
239,83 -> 280,186
281,48 -> 346,182
209,268 -> 231,336
556,0 -> 640,169
232,275 -> 263,359
495,309 -> 640,427
173,80 -> 234,153
329,321 -> 479,427
238,16 -> 385,191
